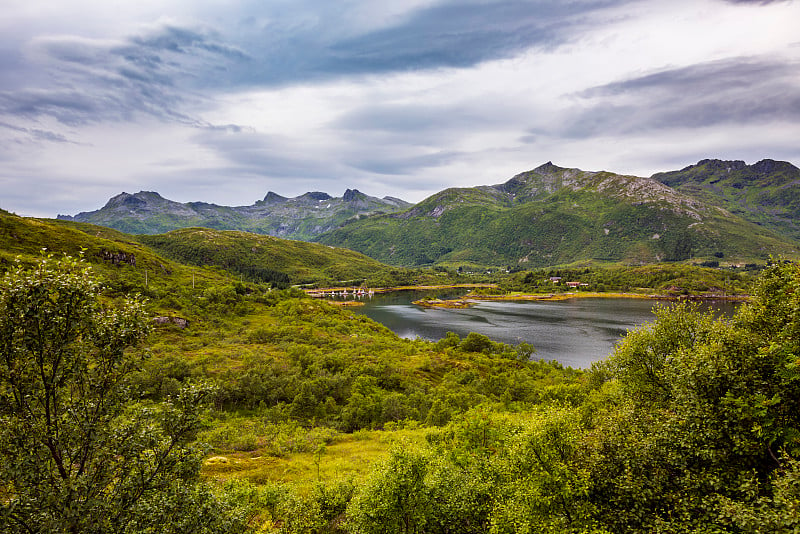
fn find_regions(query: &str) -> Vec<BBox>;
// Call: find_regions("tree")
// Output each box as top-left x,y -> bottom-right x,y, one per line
346,447 -> 431,534
588,261 -> 800,532
0,254 -> 245,533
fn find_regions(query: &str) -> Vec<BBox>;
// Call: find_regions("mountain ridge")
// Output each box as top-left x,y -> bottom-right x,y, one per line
318,160 -> 799,267
650,158 -> 800,241
53,158 -> 800,268
58,189 -> 412,239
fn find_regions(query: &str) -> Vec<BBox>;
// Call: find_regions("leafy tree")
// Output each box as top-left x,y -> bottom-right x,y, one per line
346,447 -> 431,534
588,261 -> 800,531
490,407 -> 602,534
0,255 -> 245,533
459,332 -> 494,354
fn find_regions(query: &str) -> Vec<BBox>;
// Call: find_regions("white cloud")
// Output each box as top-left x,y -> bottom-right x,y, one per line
1,0 -> 799,217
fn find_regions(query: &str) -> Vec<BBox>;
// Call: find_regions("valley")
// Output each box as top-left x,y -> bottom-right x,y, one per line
3,158 -> 800,532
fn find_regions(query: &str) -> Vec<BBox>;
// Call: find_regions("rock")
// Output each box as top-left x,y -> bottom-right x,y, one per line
154,316 -> 189,329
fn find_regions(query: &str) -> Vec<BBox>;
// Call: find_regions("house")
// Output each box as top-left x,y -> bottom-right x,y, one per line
566,281 -> 581,288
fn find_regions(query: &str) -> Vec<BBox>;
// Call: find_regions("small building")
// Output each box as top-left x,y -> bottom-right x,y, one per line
566,281 -> 581,288
549,276 -> 562,283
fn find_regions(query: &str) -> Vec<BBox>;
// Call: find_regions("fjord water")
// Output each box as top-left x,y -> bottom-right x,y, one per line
354,291 -> 739,368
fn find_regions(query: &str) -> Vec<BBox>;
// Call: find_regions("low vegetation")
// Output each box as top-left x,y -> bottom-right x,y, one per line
137,227 -> 433,288
500,262 -> 756,296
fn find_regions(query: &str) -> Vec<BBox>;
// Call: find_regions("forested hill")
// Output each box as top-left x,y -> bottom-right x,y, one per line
317,162 -> 800,267
58,189 -> 411,240
651,158 -> 800,241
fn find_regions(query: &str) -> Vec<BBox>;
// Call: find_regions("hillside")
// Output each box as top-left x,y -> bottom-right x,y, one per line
58,189 -> 411,240
651,158 -> 800,241
0,210 -> 416,294
317,162 -> 800,267
136,227 -> 416,288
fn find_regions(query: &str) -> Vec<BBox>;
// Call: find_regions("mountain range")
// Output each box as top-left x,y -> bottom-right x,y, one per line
319,160 -> 800,267
57,159 -> 800,268
58,189 -> 411,240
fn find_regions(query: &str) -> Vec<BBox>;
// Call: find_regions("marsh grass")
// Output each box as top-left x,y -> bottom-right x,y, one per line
202,426 -> 428,491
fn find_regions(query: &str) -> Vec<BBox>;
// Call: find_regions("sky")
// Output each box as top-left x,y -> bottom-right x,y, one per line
1,0 -> 799,217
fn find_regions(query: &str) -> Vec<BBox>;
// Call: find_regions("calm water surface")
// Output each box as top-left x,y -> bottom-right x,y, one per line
352,291 -> 739,369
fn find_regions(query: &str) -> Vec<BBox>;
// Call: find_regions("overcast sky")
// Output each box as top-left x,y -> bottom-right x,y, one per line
1,0 -> 799,217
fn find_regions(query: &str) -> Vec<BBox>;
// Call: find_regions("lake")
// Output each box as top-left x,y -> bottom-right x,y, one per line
350,291 -> 739,368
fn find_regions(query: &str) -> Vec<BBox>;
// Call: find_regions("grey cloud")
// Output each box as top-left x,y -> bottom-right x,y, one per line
325,1 -> 572,72
18,126 -> 75,144
334,103 -> 492,135
580,59 -> 795,98
348,150 -> 463,175
191,128 -> 346,181
559,57 -> 800,137
722,0 -> 791,4
130,25 -> 248,60
225,0 -> 634,85
0,24 -> 242,129
0,1 -> 633,131
0,89 -> 100,126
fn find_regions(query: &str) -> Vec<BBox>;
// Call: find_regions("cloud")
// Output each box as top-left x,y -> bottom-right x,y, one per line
0,121 -> 77,144
333,101 -> 500,137
0,2 -> 626,134
347,150 -> 463,175
721,0 -> 790,5
559,57 -> 800,137
0,24 -> 244,129
322,0 -> 615,74
190,127 -> 349,182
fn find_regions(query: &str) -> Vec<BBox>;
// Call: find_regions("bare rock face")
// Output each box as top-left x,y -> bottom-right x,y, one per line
99,250 -> 136,266
154,316 -> 189,329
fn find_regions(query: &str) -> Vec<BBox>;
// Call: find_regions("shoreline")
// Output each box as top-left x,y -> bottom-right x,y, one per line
414,290 -> 750,308
306,284 -> 749,307
304,283 -> 497,298
467,291 -> 749,302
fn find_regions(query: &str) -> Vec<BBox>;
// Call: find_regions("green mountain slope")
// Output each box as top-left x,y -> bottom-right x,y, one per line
0,210 -> 413,291
0,208 -> 235,301
58,189 -> 411,240
317,163 -> 799,268
651,159 -> 800,241
137,227 -> 414,287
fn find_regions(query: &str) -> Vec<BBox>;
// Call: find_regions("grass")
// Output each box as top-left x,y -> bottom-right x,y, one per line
202,426 -> 429,490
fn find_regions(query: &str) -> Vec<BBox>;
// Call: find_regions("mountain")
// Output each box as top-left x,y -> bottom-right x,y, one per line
317,162 -> 799,267
58,189 -> 411,240
651,159 -> 800,241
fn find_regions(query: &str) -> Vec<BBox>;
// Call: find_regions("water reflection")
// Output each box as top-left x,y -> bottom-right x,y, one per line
352,291 -> 739,369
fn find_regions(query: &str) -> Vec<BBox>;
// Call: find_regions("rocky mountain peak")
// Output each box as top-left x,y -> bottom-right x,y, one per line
693,159 -> 747,172
751,159 -> 797,175
299,191 -> 332,202
343,189 -> 366,202
263,191 -> 287,203
103,191 -> 165,210
532,161 -> 565,175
